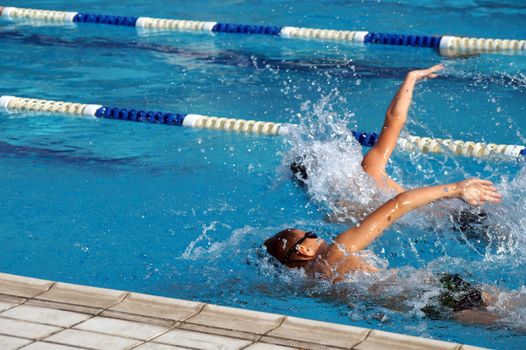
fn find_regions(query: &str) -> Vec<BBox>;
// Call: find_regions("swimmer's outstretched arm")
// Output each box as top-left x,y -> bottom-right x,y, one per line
361,64 -> 444,193
324,179 -> 501,274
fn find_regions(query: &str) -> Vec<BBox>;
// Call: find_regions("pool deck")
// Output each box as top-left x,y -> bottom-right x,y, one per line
0,272 -> 486,350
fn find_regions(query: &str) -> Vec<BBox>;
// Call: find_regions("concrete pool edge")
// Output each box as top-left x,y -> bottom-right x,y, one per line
0,272 -> 487,350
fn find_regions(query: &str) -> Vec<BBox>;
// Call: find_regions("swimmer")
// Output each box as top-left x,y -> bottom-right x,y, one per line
291,63 -> 490,234
292,63 -> 445,193
264,178 -> 504,322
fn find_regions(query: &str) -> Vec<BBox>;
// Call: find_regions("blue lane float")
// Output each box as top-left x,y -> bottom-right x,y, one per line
212,23 -> 282,36
363,33 -> 441,49
1,6 -> 525,56
73,13 -> 138,27
1,95 -> 524,160
96,106 -> 187,126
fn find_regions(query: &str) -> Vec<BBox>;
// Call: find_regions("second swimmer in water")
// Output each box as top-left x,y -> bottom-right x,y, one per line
292,64 -> 446,194
290,63 -> 491,237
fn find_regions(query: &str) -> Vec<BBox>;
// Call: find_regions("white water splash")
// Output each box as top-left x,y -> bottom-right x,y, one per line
181,223 -> 249,261
284,95 -> 387,224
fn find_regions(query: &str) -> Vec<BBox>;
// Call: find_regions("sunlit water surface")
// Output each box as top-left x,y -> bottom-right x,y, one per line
1,0 -> 526,348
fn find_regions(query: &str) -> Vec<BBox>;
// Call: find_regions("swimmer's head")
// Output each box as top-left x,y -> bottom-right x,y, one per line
264,228 -> 323,267
290,158 -> 308,182
421,273 -> 486,320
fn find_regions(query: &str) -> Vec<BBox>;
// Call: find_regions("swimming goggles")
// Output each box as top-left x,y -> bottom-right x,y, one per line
282,231 -> 317,263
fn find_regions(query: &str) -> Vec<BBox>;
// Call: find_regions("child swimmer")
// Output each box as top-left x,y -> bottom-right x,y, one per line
291,64 -> 490,235
264,178 -> 503,322
268,65 -> 515,322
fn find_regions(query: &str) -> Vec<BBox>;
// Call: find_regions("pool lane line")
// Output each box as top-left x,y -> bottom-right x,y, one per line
2,29 -> 524,91
2,30 -> 526,91
1,6 -> 525,57
1,95 -> 524,160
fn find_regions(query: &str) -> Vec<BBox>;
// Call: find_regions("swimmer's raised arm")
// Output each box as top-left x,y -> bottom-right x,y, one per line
361,64 -> 444,193
325,179 -> 501,273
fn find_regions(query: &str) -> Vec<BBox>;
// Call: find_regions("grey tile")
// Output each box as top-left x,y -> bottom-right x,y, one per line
0,301 -> 17,312
245,343 -> 296,350
21,342 -> 79,350
45,329 -> 139,350
268,316 -> 369,348
37,282 -> 126,308
25,299 -> 100,315
74,316 -> 168,340
0,273 -> 53,298
460,345 -> 489,350
0,317 -> 61,339
0,334 -> 33,350
260,335 -> 342,350
0,294 -> 25,305
155,329 -> 252,349
99,309 -> 175,328
109,292 -> 204,321
354,330 -> 460,350
0,273 -> 478,350
186,304 -> 283,334
178,323 -> 258,342
2,305 -> 91,327
135,343 -> 188,350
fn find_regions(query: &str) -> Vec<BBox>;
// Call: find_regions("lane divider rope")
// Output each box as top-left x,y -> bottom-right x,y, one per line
1,6 -> 525,56
1,95 -> 524,160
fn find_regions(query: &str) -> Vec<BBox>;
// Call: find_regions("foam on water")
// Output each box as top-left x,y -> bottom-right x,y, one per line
282,95 -> 389,225
263,91 -> 526,330
2,2 -> 526,345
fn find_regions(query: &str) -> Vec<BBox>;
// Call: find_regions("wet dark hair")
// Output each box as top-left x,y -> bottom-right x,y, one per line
264,228 -> 316,268
290,159 -> 308,181
421,273 -> 485,320
264,228 -> 298,264
451,207 -> 491,254
452,207 -> 489,235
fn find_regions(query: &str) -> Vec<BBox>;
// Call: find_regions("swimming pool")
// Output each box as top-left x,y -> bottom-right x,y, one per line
1,0 -> 526,348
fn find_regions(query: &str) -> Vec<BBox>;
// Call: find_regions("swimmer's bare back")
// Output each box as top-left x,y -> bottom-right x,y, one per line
361,64 -> 444,194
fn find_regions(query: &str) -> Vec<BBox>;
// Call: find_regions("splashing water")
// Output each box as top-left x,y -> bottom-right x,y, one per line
270,92 -> 526,331
283,95 -> 388,224
488,166 -> 526,260
181,221 -> 238,260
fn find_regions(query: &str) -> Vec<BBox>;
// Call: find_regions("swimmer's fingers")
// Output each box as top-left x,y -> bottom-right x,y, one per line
476,179 -> 502,203
478,179 -> 496,187
473,184 -> 502,204
428,63 -> 445,72
479,180 -> 500,195
457,178 -> 502,206
425,64 -> 444,78
473,179 -> 499,191
409,64 -> 444,80
482,189 -> 502,203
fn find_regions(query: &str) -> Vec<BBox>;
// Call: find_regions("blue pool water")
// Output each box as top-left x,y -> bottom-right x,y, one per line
1,0 -> 526,348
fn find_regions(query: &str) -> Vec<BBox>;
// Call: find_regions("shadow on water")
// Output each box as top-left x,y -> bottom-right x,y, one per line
1,28 -> 526,90
0,140 -> 139,168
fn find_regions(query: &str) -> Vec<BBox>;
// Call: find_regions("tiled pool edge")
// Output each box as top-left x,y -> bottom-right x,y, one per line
0,272 -> 488,350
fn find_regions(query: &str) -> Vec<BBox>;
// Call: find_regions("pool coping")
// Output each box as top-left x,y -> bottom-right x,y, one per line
0,272 -> 488,350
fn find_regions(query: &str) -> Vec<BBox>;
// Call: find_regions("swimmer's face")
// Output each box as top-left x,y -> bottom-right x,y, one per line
264,228 -> 324,267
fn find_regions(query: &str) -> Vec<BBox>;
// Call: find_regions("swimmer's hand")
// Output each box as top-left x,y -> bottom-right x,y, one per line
408,64 -> 444,81
457,178 -> 502,206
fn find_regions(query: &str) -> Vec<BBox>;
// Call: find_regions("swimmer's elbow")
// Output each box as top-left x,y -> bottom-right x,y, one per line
361,155 -> 382,177
385,111 -> 406,124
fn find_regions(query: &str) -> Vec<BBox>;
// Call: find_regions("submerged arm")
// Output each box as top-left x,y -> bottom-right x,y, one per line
325,179 -> 501,273
361,64 -> 444,193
